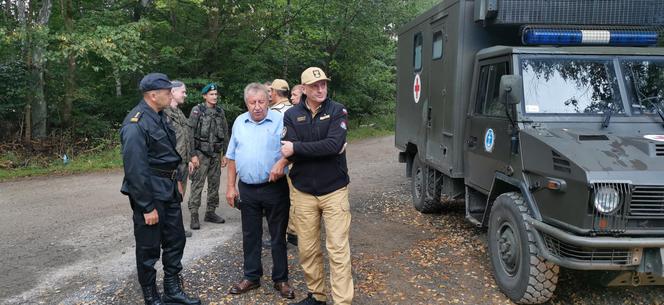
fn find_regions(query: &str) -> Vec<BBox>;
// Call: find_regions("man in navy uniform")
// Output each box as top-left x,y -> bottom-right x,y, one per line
120,73 -> 200,305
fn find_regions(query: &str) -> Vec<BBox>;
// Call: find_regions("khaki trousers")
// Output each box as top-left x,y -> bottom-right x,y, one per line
291,186 -> 353,305
286,177 -> 296,235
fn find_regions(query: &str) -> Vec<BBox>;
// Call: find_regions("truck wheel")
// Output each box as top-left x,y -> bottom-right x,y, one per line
488,192 -> 559,304
410,154 -> 441,213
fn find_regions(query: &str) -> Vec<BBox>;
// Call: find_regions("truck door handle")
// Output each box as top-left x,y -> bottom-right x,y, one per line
468,136 -> 478,148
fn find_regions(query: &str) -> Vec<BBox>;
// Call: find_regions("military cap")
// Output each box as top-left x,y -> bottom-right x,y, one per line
201,83 -> 219,94
139,73 -> 173,92
270,79 -> 289,91
301,67 -> 331,85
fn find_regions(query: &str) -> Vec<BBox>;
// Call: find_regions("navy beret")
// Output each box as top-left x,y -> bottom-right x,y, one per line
139,73 -> 173,92
201,83 -> 219,94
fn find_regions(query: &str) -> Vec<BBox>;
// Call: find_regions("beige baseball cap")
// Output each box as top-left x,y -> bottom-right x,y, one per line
301,67 -> 331,85
270,79 -> 289,91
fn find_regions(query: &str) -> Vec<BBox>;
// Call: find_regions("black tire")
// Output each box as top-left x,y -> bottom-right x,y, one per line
410,154 -> 441,213
488,192 -> 559,304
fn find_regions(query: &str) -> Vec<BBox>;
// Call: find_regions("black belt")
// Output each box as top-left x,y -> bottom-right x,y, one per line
150,168 -> 177,180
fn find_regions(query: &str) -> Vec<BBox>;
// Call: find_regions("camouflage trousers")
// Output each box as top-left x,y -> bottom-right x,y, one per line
188,154 -> 221,214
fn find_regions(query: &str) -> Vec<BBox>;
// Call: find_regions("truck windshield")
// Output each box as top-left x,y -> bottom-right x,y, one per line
520,57 -> 623,115
621,59 -> 664,115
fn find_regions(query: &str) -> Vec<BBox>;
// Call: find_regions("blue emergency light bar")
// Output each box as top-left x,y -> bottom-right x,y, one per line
522,28 -> 659,46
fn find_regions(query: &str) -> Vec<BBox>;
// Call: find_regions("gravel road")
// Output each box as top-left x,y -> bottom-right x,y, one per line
1,135 -> 662,305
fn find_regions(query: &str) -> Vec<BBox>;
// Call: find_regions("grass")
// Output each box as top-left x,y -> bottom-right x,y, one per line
0,114 -> 395,181
0,145 -> 123,181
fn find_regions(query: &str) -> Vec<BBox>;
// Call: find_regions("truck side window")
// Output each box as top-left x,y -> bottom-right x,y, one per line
432,31 -> 443,60
414,33 -> 423,71
476,62 -> 509,117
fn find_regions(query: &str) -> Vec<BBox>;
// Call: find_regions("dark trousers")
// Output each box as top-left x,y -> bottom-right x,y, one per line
131,197 -> 186,287
238,178 -> 290,283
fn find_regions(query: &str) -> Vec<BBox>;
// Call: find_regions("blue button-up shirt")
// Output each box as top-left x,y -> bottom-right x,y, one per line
226,110 -> 286,184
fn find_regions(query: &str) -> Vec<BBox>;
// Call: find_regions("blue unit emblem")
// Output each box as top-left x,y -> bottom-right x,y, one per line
484,128 -> 495,153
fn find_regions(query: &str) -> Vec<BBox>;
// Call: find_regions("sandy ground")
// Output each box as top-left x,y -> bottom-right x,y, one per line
1,135 -> 662,305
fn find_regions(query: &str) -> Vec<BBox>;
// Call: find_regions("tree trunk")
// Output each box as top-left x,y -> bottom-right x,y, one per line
17,0 -> 30,142
60,0 -> 75,127
4,0 -> 10,18
29,0 -> 53,140
282,0 -> 290,79
133,0 -> 151,21
114,66 -> 122,97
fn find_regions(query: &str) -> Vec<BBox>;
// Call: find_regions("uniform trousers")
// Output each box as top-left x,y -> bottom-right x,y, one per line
238,178 -> 290,283
188,153 -> 220,213
291,186 -> 353,305
131,197 -> 186,287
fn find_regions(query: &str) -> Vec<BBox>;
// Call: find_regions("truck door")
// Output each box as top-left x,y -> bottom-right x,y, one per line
425,18 -> 448,167
465,58 -> 512,192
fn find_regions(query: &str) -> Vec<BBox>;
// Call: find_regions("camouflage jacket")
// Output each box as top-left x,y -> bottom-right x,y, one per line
189,103 -> 229,158
164,106 -> 191,164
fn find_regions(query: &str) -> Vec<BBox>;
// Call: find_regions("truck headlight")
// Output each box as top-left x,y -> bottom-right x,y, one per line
593,186 -> 621,214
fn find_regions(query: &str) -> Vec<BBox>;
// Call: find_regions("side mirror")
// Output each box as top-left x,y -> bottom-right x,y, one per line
499,75 -> 523,105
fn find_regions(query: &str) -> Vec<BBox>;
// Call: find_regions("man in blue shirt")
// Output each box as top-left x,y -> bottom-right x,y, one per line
225,82 -> 294,299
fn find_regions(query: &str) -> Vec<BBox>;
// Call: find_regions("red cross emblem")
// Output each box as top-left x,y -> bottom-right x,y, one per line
413,74 -> 421,103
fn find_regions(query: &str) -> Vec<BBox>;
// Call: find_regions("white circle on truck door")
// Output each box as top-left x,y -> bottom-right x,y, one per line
413,73 -> 421,103
485,128 -> 495,153
644,135 -> 664,142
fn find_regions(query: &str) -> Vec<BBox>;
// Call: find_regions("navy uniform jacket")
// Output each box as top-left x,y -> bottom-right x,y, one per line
120,100 -> 182,213
283,96 -> 349,196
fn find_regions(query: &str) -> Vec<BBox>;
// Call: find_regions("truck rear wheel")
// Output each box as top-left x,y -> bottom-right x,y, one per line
488,192 -> 559,304
410,154 -> 441,213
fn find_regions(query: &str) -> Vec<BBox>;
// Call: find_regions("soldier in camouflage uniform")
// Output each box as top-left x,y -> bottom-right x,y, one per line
164,80 -> 194,237
187,83 -> 229,229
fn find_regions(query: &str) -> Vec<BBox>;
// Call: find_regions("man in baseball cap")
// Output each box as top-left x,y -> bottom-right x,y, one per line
281,67 -> 353,305
121,72 -> 201,305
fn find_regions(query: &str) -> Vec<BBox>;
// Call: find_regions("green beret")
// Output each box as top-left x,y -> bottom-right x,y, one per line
201,83 -> 219,94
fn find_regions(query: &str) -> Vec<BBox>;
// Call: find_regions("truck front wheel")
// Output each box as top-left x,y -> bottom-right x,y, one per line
488,192 -> 559,304
410,154 -> 441,213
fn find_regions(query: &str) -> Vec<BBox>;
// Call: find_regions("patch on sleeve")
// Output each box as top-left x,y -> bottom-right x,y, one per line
340,120 -> 347,130
130,112 -> 142,123
281,127 -> 287,139
342,108 -> 348,115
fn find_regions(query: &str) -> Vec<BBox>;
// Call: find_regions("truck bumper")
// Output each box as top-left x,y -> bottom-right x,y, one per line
525,215 -> 664,278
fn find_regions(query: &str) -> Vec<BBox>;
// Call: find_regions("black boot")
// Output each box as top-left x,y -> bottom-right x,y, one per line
141,284 -> 164,305
163,274 -> 201,305
204,211 -> 225,223
190,213 -> 200,230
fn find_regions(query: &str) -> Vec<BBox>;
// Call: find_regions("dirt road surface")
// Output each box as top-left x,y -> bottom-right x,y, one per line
1,136 -> 662,305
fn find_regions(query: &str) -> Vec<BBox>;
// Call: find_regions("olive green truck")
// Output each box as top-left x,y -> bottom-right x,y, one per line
395,0 -> 664,303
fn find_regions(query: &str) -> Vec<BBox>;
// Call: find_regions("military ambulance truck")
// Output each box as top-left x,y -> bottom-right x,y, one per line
395,0 -> 664,303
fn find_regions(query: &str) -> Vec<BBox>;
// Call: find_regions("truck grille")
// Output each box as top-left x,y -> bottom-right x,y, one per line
543,233 -> 632,265
629,185 -> 664,219
656,144 -> 664,156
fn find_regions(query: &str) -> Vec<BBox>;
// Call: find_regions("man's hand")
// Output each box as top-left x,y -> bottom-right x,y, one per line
188,161 -> 195,175
191,156 -> 200,168
281,141 -> 294,158
221,156 -> 228,168
144,209 -> 159,225
177,181 -> 184,196
226,186 -> 238,208
269,160 -> 286,182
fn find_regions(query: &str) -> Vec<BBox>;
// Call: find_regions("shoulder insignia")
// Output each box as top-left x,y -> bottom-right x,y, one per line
297,116 -> 306,122
342,108 -> 348,115
130,112 -> 142,123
